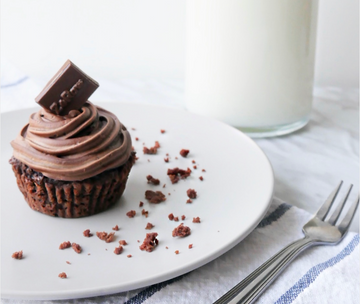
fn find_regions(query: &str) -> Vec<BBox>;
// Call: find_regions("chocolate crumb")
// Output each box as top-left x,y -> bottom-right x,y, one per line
96,231 -> 108,240
143,141 -> 160,154
12,251 -> 23,259
192,160 -> 196,164
145,222 -> 154,230
193,217 -> 201,223
175,157 -> 178,159
105,232 -> 115,243
66,261 -> 71,264
72,243 -> 82,254
181,215 -> 186,220
161,129 -> 165,133
112,225 -> 119,231
168,193 -> 171,195
146,175 -> 160,185
199,176 -> 204,181
193,165 -> 197,169
135,137 -> 139,141
167,167 -> 192,184
119,240 -> 128,246
59,241 -> 71,250
163,184 -> 166,188
145,190 -> 166,204
139,232 -> 159,252
202,169 -> 206,172
164,157 -> 169,163
114,246 -> 123,255
175,250 -> 179,254
166,246 -> 169,249
83,229 -> 93,237
187,189 -> 197,199
139,201 -> 144,207
168,213 -> 174,220
186,199 -> 193,204
131,128 -> 136,130
174,216 -> 179,222
126,210 -> 136,218
189,244 -> 193,249
127,254 -> 132,258
142,209 -> 149,217
180,149 -> 190,157
172,223 -> 191,237
58,272 -> 67,279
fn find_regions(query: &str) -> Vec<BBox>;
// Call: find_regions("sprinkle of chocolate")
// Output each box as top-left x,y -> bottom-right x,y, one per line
119,240 -> 127,246
12,251 -> 23,259
142,209 -> 149,217
181,215 -> 186,220
167,167 -> 192,184
114,246 -> 123,255
143,141 -> 160,154
174,216 -> 179,222
199,176 -> 204,181
145,190 -> 166,204
146,175 -> 160,185
127,254 -> 132,258
72,243 -> 82,254
112,225 -> 119,231
58,272 -> 67,279
161,129 -> 165,133
193,217 -> 201,223
139,233 -> 159,252
105,232 -> 115,243
202,169 -> 206,172
193,165 -> 197,169
187,189 -> 197,199
59,241 -> 71,250
163,184 -> 166,188
139,201 -> 144,207
186,199 -> 193,204
180,149 -> 190,157
145,222 -> 154,230
164,157 -> 169,163
175,250 -> 179,254
96,232 -> 108,240
192,160 -> 196,164
168,213 -> 174,220
172,223 -> 191,237
189,244 -> 193,249
83,229 -> 93,237
135,137 -> 139,141
66,261 -> 71,264
126,210 -> 136,218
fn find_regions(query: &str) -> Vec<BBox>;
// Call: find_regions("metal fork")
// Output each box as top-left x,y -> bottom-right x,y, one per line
214,181 -> 359,304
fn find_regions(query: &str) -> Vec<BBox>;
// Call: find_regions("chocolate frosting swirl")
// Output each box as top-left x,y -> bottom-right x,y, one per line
11,102 -> 133,181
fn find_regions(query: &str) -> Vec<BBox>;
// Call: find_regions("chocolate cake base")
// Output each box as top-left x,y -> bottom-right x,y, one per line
9,153 -> 136,218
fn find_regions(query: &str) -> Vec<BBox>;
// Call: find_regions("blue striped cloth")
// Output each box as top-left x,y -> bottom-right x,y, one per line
1,61 -> 359,304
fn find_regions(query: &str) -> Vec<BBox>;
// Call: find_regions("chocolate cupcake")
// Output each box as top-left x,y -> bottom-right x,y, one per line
9,60 -> 135,218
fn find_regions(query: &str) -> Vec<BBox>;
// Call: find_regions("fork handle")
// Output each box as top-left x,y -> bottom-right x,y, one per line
214,237 -> 315,304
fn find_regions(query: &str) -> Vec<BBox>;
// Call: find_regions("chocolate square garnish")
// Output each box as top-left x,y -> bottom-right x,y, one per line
35,60 -> 99,115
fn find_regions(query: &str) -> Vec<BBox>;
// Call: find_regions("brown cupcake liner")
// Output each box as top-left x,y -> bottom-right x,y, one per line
9,153 -> 136,218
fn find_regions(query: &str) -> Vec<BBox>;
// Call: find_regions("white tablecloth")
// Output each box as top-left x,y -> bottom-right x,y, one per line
1,59 -> 359,303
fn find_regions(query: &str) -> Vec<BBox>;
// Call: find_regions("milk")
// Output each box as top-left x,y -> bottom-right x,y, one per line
185,0 -> 318,132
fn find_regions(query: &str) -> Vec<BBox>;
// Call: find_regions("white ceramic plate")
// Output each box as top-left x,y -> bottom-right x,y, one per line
1,102 -> 274,300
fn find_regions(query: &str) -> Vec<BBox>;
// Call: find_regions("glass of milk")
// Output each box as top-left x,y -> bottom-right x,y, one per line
185,0 -> 319,137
